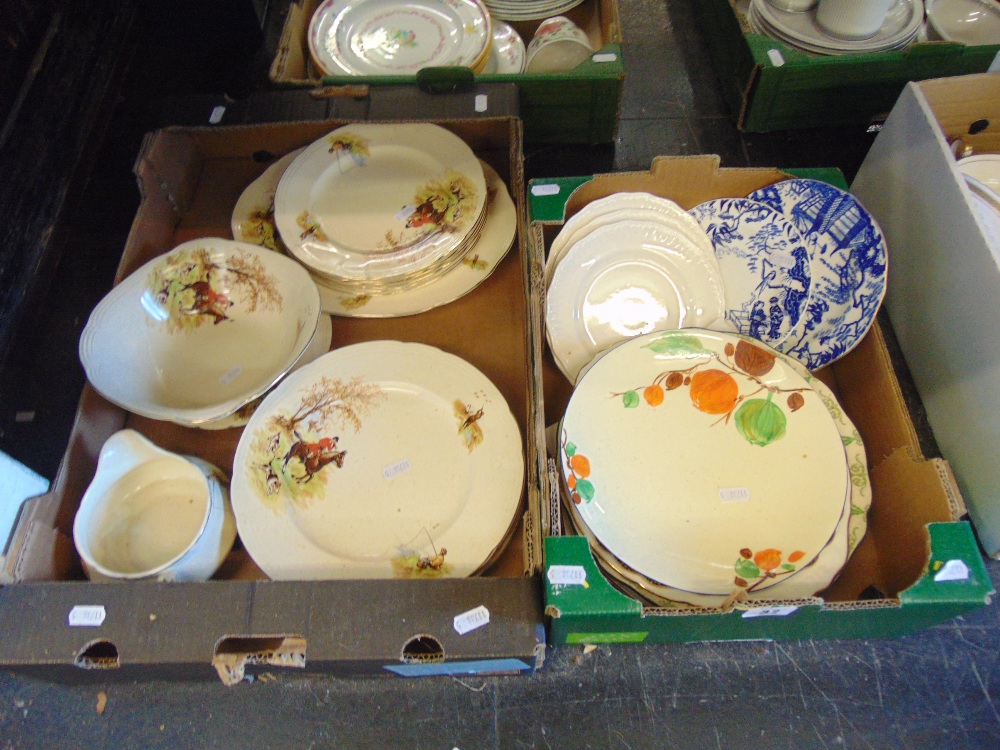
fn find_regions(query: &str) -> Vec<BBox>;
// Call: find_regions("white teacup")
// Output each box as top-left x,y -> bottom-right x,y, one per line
73,430 -> 237,582
525,16 -> 594,74
815,0 -> 893,40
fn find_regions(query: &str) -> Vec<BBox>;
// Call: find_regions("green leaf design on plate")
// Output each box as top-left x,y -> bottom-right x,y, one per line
734,557 -> 761,580
780,563 -> 795,572
576,478 -> 596,502
622,390 -> 640,408
851,504 -> 867,516
641,333 -> 712,357
734,394 -> 787,447
565,441 -> 576,457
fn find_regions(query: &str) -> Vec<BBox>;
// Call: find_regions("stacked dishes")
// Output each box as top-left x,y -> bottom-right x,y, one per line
231,341 -> 524,580
557,328 -> 871,607
746,0 -> 923,54
233,123 -> 517,317
544,193 -> 728,384
485,0 -> 587,22
308,0 -> 492,75
483,20 -> 527,73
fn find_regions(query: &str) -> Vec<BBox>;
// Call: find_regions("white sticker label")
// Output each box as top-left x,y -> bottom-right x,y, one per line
990,51 -> 1000,73
474,94 -> 488,112
767,49 -> 785,67
547,565 -> 588,586
592,53 -> 617,63
530,183 -> 561,197
453,605 -> 490,635
395,205 -> 415,222
719,487 -> 751,503
219,366 -> 242,386
209,105 -> 226,124
741,606 -> 798,619
382,459 -> 412,480
934,559 -> 971,582
68,605 -> 106,627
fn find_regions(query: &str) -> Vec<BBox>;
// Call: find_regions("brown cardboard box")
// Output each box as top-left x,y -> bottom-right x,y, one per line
0,113 -> 547,681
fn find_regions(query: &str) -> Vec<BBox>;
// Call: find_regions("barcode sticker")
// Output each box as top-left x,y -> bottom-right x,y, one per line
396,205 -> 415,222
219,366 -> 242,386
209,105 -> 226,124
592,53 -> 617,63
68,605 -> 106,627
530,183 -> 560,197
767,49 -> 785,67
474,94 -> 488,112
741,606 -> 798,619
719,487 -> 751,503
454,605 -> 490,635
934,559 -> 970,582
382,459 -> 412,480
547,565 -> 588,586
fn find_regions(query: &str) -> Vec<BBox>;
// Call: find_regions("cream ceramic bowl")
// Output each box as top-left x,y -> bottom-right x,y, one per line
80,238 -> 322,426
73,430 -> 236,582
927,0 -> 1000,44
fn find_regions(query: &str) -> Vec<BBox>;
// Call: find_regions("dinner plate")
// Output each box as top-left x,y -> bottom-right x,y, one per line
485,0 -> 588,22
483,20 -> 526,73
560,329 -> 849,598
232,340 -> 524,580
545,192 -> 718,289
748,179 -> 888,370
545,220 -> 726,383
232,148 -> 304,253
274,123 -> 487,285
308,0 -> 491,76
690,198 -> 812,349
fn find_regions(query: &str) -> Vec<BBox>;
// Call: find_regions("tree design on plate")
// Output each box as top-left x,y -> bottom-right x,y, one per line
561,433 -> 595,505
734,547 -> 807,592
615,333 -> 811,447
246,375 -> 386,511
239,199 -> 282,253
326,131 -> 371,169
146,246 -> 282,333
296,210 -> 329,243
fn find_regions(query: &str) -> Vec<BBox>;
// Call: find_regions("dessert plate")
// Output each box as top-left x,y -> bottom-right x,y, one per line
309,0 -> 491,75
483,20 -> 526,73
748,178 -> 888,370
274,123 -> 486,285
690,198 -> 812,349
560,329 -> 849,598
231,341 -> 524,580
545,220 -> 726,383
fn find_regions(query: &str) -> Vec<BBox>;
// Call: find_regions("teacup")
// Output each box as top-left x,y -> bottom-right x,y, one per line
73,430 -> 237,582
525,16 -> 594,74
815,0 -> 893,40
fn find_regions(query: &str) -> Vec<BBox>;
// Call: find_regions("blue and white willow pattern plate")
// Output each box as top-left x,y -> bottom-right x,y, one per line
749,179 -> 888,370
690,198 -> 811,349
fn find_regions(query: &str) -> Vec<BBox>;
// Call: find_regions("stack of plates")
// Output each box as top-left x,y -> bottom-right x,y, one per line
308,0 -> 493,75
747,0 -> 924,54
544,192 -> 729,384
232,123 -> 517,318
485,0 -> 587,22
232,340 -> 524,580
557,328 -> 871,608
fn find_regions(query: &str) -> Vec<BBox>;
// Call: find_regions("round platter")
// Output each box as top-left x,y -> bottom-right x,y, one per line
690,198 -> 812,350
232,148 -> 304,253
309,0 -> 491,75
231,340 -> 524,580
545,220 -> 726,383
748,178 -> 888,370
560,328 -> 849,598
273,123 -> 487,285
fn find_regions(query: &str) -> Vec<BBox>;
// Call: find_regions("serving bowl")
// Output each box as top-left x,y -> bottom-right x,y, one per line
80,238 -> 321,426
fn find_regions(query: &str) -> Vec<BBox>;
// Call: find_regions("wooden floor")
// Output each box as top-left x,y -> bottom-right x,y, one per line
1,1 -> 998,747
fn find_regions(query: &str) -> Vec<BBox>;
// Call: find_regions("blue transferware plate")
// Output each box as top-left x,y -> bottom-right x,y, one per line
749,179 -> 888,370
689,198 -> 811,349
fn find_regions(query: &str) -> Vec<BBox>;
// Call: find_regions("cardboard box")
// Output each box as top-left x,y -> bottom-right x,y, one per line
0,104 -> 549,681
529,156 -> 993,644
695,0 -> 1000,132
852,73 -> 1000,558
269,0 -> 625,143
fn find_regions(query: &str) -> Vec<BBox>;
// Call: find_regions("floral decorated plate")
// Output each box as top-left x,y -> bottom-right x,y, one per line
274,123 -> 487,285
231,148 -> 304,253
231,340 -> 524,580
690,198 -> 812,350
545,219 -> 726,383
308,0 -> 491,76
316,161 -> 517,317
483,20 -> 526,73
748,179 -> 888,370
560,328 -> 849,597
80,238 -> 321,426
545,192 -> 718,289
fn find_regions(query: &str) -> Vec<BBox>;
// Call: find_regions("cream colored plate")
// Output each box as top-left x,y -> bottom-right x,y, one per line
483,20 -> 526,73
317,161 -> 517,317
231,148 -> 304,252
560,329 -> 849,597
231,341 -> 524,580
274,123 -> 486,284
545,220 -> 726,383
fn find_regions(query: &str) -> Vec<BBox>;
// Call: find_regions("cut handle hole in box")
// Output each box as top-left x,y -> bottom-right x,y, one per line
75,639 -> 120,669
400,634 -> 445,664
